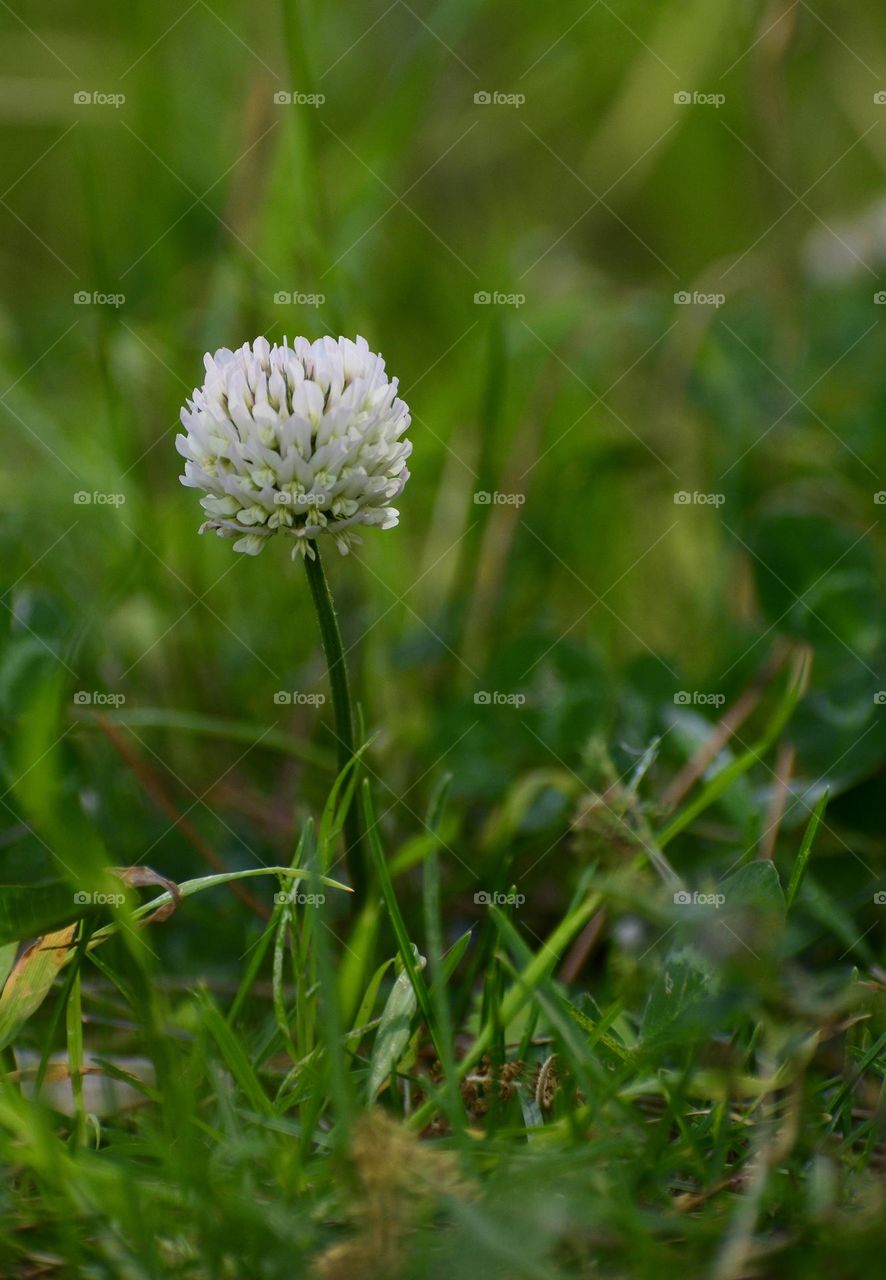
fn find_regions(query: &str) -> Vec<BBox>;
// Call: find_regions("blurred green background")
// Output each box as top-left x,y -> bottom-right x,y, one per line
1,0 -> 884,958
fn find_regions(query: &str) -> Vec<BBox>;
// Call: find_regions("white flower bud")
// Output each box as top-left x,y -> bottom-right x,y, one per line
177,336 -> 411,558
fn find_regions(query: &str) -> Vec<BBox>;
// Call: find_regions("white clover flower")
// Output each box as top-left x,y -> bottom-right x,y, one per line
177,335 -> 411,557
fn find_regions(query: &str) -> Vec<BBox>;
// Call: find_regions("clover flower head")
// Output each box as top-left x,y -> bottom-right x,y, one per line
177,335 -> 411,557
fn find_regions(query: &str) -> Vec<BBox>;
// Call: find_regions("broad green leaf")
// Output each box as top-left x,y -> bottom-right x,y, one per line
697,861 -> 788,960
795,873 -> 877,967
0,881 -> 87,948
0,924 -> 77,1050
366,952 -> 426,1103
641,946 -> 717,1048
749,514 -> 880,655
720,861 -> 786,917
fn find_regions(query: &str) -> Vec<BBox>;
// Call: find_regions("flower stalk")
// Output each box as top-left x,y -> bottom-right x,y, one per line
303,542 -> 365,895
178,333 -> 410,900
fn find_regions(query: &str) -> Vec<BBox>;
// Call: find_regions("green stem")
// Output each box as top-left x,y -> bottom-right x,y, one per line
303,543 -> 365,896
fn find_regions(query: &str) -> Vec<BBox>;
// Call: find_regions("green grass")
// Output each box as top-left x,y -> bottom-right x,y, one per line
1,1 -> 885,1276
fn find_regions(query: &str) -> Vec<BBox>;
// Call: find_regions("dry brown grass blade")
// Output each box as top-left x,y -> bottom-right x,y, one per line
661,639 -> 794,813
559,908 -> 607,984
111,866 -> 182,924
11,1052 -> 156,1116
